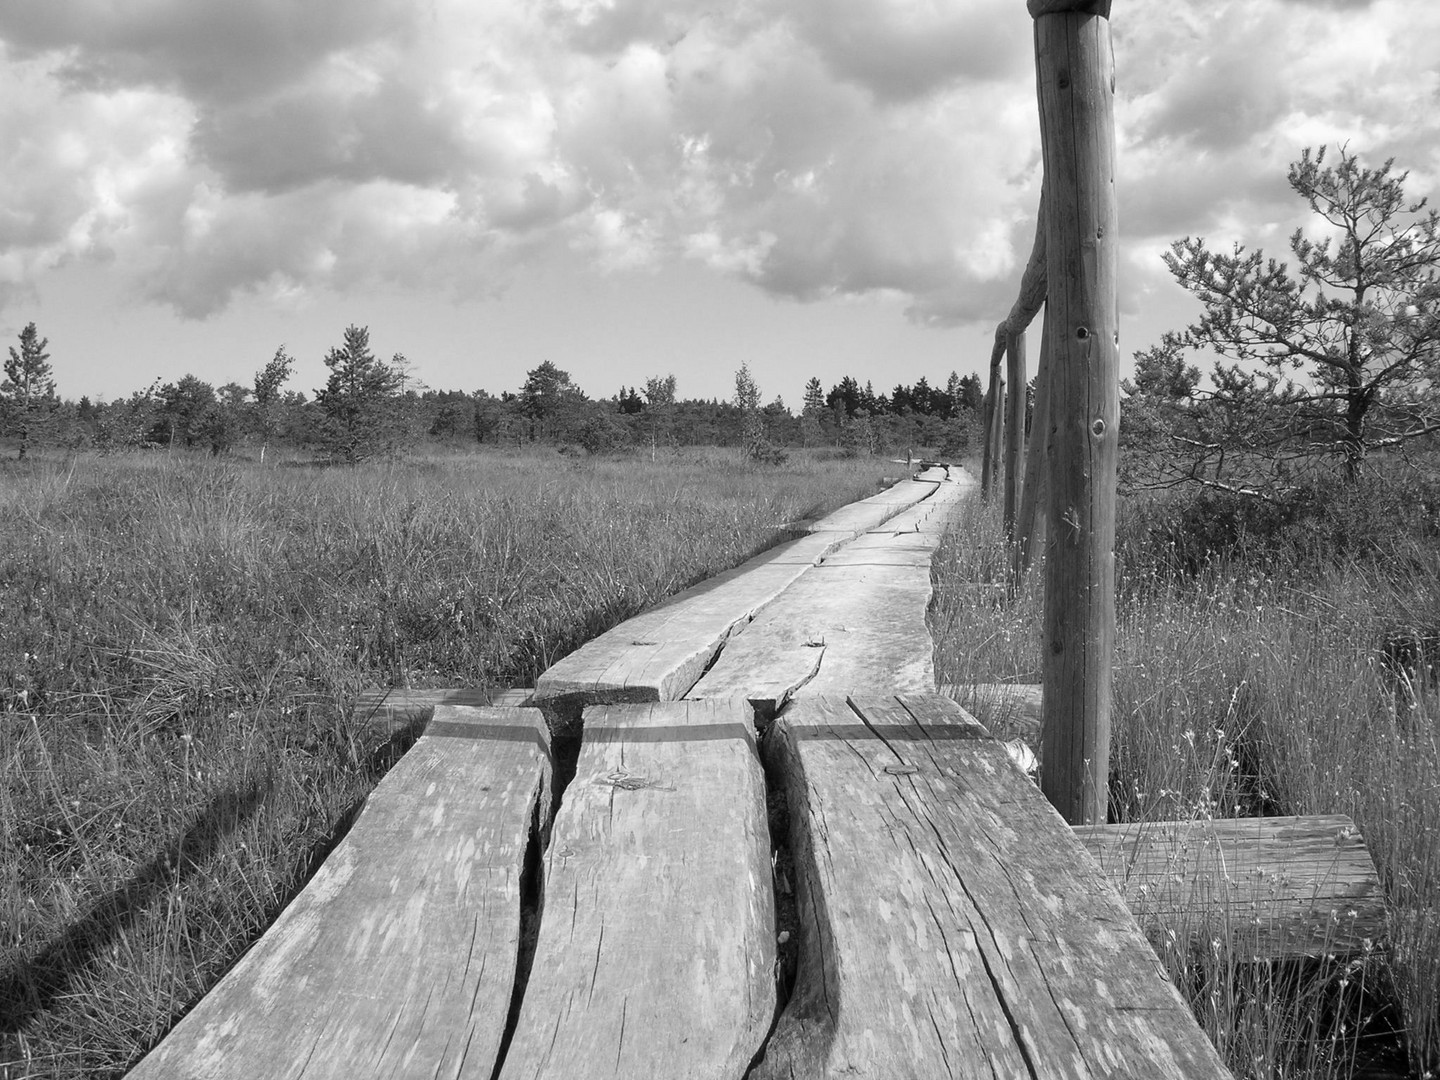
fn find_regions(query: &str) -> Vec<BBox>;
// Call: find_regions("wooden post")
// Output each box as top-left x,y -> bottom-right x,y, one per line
1032,0 -> 1118,825
980,338 -> 1005,499
1003,327 -> 1027,534
995,185 -> 1047,530
1013,313 -> 1052,579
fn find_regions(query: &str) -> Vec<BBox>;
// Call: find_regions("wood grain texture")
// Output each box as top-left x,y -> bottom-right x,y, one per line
497,700 -> 775,1080
129,706 -> 552,1080
1036,4 -> 1120,824
533,532 -> 841,707
1075,815 -> 1385,959
752,694 -> 1232,1080
690,481 -> 971,705
353,686 -> 534,739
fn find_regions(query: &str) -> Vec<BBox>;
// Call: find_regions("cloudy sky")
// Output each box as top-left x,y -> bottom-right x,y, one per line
2,0 -> 1438,407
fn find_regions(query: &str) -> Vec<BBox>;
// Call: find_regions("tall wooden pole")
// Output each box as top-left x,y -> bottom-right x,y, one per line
996,185 -> 1047,528
1003,327 -> 1027,534
981,338 -> 1006,499
1032,0 -> 1118,825
1013,313 -> 1051,579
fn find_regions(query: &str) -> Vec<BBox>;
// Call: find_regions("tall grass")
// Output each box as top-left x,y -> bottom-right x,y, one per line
931,491 -> 1440,1079
0,447 -> 882,1079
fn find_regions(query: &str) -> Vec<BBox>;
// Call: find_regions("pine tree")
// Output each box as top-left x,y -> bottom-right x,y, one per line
3,322 -> 57,460
316,325 -> 401,462
1161,145 -> 1440,485
802,377 -> 825,417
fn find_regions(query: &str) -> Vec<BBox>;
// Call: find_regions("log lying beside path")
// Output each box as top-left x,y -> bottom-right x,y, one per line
1075,814 -> 1384,960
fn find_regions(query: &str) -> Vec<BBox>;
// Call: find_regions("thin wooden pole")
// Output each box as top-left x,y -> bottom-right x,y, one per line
996,184 -> 1047,527
1013,311 -> 1051,579
981,336 -> 1006,499
1032,0 -> 1118,826
1003,328 -> 1027,534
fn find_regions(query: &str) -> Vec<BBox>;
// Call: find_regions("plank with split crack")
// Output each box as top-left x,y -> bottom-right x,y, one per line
687,563 -> 936,706
497,700 -> 775,1080
532,531 -> 842,706
127,706 -> 551,1080
752,693 -> 1231,1080
688,478 -> 968,707
804,467 -> 947,537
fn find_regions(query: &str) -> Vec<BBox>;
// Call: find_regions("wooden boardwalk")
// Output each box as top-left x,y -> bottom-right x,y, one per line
128,468 -> 1382,1079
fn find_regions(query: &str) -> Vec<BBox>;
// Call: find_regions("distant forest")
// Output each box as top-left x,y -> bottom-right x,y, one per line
1,322 -> 994,461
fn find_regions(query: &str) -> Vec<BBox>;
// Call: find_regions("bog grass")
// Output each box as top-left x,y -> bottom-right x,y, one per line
0,446 -> 882,1079
931,491 -> 1439,1079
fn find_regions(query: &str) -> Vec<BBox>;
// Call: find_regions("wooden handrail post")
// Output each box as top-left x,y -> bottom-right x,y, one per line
1003,327 -> 1027,535
981,334 -> 1006,499
996,184 -> 1047,528
1013,313 -> 1051,580
1031,0 -> 1118,825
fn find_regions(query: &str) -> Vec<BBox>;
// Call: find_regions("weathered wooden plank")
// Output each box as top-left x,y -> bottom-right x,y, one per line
753,694 -> 1231,1080
805,468 -> 946,536
497,700 -> 775,1080
1075,815 -> 1385,959
687,563 -> 935,707
129,706 -> 551,1080
689,480 -> 970,709
353,686 -> 534,739
533,532 -> 842,709
820,478 -> 972,568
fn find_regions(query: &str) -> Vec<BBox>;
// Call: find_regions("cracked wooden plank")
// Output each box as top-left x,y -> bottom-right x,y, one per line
497,700 -> 775,1080
1075,815 -> 1384,959
128,706 -> 552,1080
805,467 -> 947,536
753,694 -> 1232,1080
688,565 -> 935,705
532,532 -> 842,708
689,479 -> 970,708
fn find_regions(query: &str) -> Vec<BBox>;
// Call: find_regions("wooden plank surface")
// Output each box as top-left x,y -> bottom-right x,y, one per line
753,694 -> 1231,1080
688,564 -> 936,706
533,532 -> 841,708
1075,815 -> 1385,959
129,706 -> 552,1080
498,700 -> 775,1080
805,468 -> 944,536
689,479 -> 970,708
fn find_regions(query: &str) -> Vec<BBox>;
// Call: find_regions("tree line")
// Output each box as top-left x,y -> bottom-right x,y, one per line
0,322 -> 988,462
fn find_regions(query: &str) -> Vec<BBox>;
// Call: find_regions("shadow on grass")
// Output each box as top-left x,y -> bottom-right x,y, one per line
0,782 -> 269,1038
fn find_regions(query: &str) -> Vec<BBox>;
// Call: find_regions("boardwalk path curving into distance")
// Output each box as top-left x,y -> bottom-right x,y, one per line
129,466 -> 1381,1078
